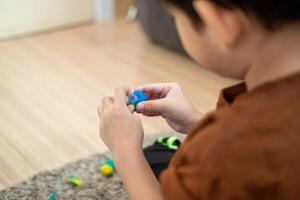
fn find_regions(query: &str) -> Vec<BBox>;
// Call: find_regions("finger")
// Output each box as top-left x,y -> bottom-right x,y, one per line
114,86 -> 128,107
99,97 -> 113,118
142,110 -> 161,117
125,87 -> 134,104
97,104 -> 102,119
126,87 -> 133,97
101,96 -> 114,112
135,99 -> 168,116
127,104 -> 135,113
135,83 -> 174,99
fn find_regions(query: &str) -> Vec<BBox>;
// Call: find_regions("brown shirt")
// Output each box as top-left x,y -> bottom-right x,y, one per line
160,73 -> 300,200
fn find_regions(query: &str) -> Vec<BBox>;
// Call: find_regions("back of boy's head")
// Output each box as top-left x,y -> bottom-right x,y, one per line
162,0 -> 300,30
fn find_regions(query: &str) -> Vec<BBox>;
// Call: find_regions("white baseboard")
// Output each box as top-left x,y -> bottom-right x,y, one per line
0,21 -> 92,42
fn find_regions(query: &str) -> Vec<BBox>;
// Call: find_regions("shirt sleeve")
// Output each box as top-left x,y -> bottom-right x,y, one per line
160,128 -> 282,200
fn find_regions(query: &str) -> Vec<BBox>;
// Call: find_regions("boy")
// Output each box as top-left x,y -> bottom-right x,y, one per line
98,0 -> 300,199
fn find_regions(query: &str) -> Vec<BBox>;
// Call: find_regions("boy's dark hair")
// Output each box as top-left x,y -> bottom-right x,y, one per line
162,0 -> 300,30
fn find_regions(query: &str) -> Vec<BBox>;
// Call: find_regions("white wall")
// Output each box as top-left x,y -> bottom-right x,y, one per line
93,0 -> 115,22
0,0 -> 93,39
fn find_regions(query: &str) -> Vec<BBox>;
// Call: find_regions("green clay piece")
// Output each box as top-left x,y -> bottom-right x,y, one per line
167,136 -> 180,150
157,136 -> 180,150
69,177 -> 83,187
48,192 -> 57,200
157,136 -> 165,144
106,160 -> 115,169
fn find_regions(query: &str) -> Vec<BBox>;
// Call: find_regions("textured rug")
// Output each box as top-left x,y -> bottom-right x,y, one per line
0,133 -> 183,200
1,154 -> 128,200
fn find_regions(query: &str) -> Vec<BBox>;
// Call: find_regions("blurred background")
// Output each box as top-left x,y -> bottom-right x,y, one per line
0,0 -> 236,191
0,0 -> 132,40
0,0 -> 187,54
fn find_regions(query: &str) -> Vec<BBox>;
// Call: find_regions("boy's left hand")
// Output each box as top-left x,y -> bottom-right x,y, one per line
98,86 -> 144,155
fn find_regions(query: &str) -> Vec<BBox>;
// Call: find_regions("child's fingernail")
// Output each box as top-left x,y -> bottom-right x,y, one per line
128,104 -> 135,113
136,103 -> 144,111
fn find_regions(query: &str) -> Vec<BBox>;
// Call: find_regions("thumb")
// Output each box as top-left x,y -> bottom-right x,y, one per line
136,99 -> 168,116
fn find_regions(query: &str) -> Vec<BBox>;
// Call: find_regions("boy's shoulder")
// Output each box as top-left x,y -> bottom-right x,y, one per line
186,71 -> 300,159
213,71 -> 300,139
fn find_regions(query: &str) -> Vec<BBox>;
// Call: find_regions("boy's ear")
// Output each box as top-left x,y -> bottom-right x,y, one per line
193,1 -> 246,48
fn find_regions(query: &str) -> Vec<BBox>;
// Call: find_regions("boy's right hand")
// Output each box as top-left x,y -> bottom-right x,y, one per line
135,83 -> 203,134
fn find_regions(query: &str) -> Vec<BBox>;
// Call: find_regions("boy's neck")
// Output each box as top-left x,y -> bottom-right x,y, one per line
245,25 -> 300,90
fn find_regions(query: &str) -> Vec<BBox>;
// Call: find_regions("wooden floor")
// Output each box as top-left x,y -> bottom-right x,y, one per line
0,20 -> 237,190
